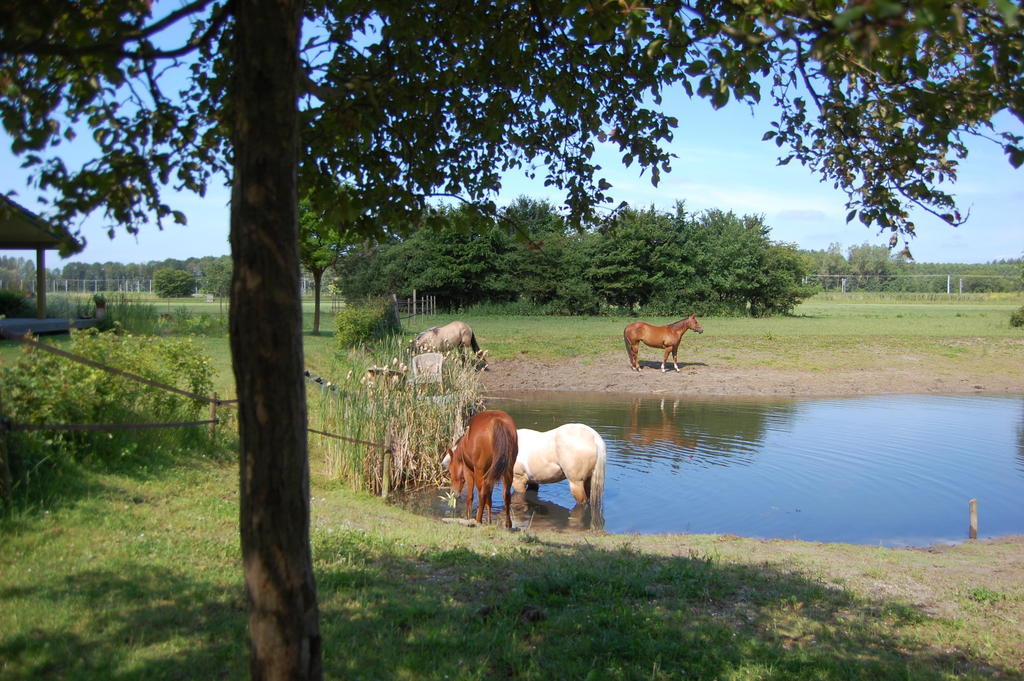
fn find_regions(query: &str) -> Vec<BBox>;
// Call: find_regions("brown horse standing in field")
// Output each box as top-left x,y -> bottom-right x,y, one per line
624,314 -> 704,372
443,409 -> 518,528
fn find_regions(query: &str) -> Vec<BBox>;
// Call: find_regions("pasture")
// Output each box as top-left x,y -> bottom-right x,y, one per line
1,454 -> 1022,680
1,293 -> 1023,679
446,296 -> 1024,395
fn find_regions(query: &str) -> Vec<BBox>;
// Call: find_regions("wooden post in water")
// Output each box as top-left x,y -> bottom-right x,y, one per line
969,498 -> 978,539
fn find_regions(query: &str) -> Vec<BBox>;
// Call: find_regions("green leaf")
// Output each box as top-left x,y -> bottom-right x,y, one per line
685,60 -> 707,76
1006,145 -> 1024,169
995,0 -> 1020,27
833,5 -> 867,30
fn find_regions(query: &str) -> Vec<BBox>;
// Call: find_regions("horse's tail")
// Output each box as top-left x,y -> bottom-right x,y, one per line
623,328 -> 636,367
485,418 -> 518,484
589,428 -> 607,510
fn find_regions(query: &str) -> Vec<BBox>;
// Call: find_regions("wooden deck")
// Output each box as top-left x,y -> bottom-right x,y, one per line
0,317 -> 97,338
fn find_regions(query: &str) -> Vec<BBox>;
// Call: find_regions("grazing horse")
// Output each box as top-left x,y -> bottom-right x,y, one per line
443,410 -> 518,528
412,320 -> 487,368
624,314 -> 704,372
512,423 -> 607,509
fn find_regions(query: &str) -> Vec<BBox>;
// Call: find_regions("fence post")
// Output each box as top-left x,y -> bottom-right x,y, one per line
412,289 -> 417,320
969,498 -> 978,539
381,449 -> 391,499
209,393 -> 218,438
390,293 -> 401,329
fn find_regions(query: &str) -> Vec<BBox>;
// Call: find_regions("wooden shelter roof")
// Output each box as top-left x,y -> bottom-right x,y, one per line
0,194 -> 80,251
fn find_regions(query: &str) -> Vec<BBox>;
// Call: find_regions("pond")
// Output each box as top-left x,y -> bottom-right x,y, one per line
394,392 -> 1024,547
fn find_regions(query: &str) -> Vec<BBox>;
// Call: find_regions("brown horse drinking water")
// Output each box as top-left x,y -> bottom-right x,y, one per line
443,410 -> 518,528
624,314 -> 704,372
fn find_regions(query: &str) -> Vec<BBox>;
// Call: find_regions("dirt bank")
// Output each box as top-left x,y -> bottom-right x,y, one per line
479,353 -> 1024,397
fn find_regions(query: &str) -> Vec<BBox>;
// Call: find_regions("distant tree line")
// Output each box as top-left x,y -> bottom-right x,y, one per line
4,203 -> 1021,308
335,198 -> 815,317
803,244 -> 1023,293
0,255 -> 233,298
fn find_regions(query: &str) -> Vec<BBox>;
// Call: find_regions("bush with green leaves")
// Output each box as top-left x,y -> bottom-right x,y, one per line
1011,306 -> 1024,328
335,297 -> 399,348
152,268 -> 197,298
0,289 -> 34,318
2,329 -> 216,499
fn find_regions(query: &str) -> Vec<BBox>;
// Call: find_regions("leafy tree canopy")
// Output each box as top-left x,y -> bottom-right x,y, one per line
2,0 -> 1020,253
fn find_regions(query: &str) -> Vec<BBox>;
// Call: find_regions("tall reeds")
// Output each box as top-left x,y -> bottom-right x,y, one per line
307,336 -> 484,495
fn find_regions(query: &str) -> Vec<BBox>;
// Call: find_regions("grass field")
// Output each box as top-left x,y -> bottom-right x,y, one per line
1,293 -> 1023,679
3,293 -> 1023,398
1,453 -> 1021,680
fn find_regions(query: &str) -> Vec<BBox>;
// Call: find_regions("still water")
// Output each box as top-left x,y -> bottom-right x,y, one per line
396,392 -> 1024,547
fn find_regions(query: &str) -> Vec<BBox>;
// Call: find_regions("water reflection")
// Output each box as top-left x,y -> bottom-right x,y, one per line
394,392 -> 1024,546
396,481 -> 605,532
511,490 -> 603,532
620,396 -> 796,470
1017,400 -> 1024,475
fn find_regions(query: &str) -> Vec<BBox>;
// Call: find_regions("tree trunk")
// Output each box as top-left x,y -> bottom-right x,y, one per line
312,268 -> 323,334
230,2 -> 322,680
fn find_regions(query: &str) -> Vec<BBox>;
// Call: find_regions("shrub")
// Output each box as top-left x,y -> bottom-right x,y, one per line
335,297 -> 399,348
153,268 -> 197,298
155,307 -> 229,337
2,329 -> 217,500
0,289 -> 33,318
1011,306 -> 1024,328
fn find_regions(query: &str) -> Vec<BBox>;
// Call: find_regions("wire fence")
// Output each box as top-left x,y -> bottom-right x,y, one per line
0,277 -> 323,296
804,273 -> 1022,293
0,327 -> 388,501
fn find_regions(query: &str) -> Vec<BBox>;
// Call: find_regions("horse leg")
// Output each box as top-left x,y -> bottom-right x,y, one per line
568,479 -> 589,506
631,342 -> 642,371
476,481 -> 491,524
671,344 -> 681,372
502,473 -> 513,529
661,347 -> 671,373
464,469 -> 476,520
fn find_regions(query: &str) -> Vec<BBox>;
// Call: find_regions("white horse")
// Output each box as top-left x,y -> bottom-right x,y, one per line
512,423 -> 607,508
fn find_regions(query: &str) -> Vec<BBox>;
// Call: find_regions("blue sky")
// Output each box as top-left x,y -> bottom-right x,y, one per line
2,84 -> 1021,267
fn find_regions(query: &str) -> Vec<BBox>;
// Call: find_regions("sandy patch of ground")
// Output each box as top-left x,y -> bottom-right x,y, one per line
479,353 -> 1023,397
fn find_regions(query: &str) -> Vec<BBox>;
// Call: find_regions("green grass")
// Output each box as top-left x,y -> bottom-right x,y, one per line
4,293 -> 1023,398
2,457 -> 1022,680
439,296 -> 1024,382
2,293 -> 1024,679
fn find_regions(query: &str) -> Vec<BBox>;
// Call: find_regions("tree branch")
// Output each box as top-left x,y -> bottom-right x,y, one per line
0,0 -> 230,61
